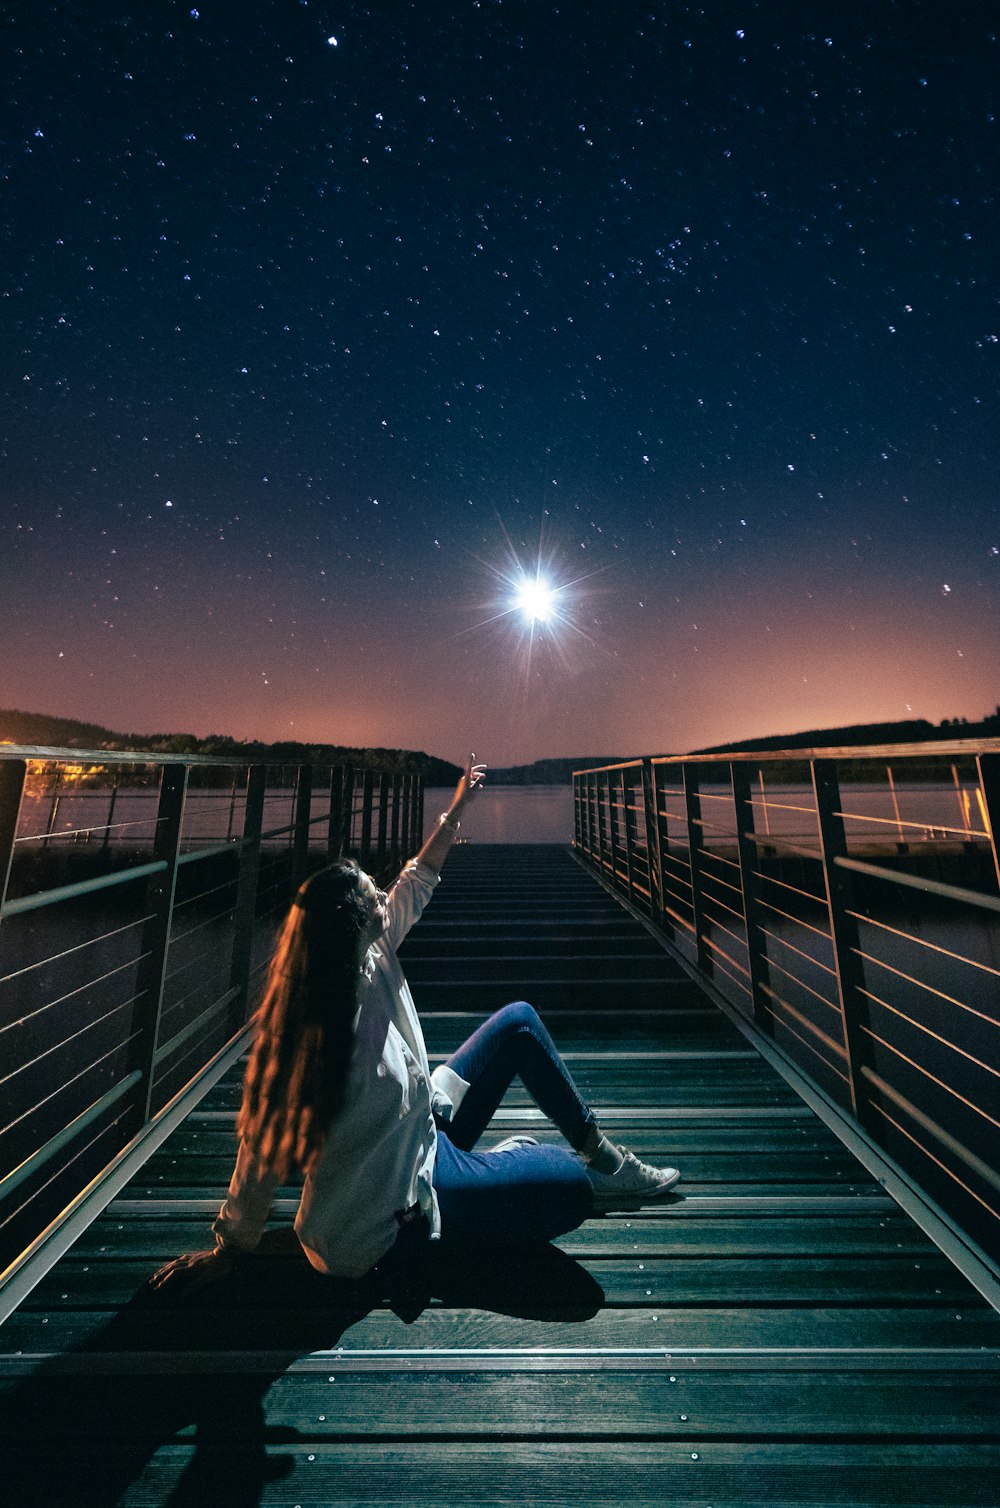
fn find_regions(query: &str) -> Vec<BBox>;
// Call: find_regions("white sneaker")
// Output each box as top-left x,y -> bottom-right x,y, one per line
491,1135 -> 540,1155
586,1147 -> 681,1210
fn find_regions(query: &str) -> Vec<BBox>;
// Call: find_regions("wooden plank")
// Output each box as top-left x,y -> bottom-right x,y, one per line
198,1081 -> 811,1111
5,1304 -> 999,1358
69,1212 -> 942,1262
399,937 -> 676,958
3,1439 -> 997,1507
3,1367 -> 999,1440
409,982 -> 712,1011
421,1026 -> 748,1052
134,1151 -> 872,1189
23,1251 -> 978,1310
4,1348 -> 998,1373
146,1121 -> 851,1157
402,956 -> 686,982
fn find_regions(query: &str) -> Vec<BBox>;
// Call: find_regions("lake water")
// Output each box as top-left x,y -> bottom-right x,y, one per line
14,777 -> 988,852
12,782 -> 576,851
422,785 -> 573,845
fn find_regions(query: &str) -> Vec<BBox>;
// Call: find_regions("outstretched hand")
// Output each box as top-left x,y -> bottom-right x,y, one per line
450,753 -> 486,818
148,1247 -> 235,1298
417,752 -> 487,874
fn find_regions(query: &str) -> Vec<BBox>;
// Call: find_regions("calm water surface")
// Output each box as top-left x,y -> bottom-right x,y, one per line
16,779 -> 986,851
422,784 -> 573,845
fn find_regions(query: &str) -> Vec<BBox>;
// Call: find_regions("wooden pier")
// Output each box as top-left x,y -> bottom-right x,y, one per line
2,843 -> 999,1504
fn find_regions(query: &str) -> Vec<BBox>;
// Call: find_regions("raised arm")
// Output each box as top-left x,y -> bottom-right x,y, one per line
415,753 -> 486,877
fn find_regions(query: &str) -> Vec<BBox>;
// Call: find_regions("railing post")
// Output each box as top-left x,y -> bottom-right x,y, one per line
976,753 -> 1000,891
641,758 -> 664,924
102,773 -> 120,855
731,761 -> 774,1032
584,773 -> 595,864
0,760 -> 27,919
580,774 -> 589,857
594,774 -> 602,864
390,773 -> 402,866
593,773 -> 602,864
412,773 -> 422,855
399,773 -> 411,857
130,763 -> 188,1127
43,771 -> 61,849
594,772 -> 609,880
359,769 -> 375,867
416,777 -> 425,853
579,774 -> 590,856
225,773 -> 238,844
375,772 -> 390,871
340,764 -> 356,855
582,774 -> 592,860
812,759 -> 874,1127
620,768 -> 636,904
682,762 -> 711,973
326,765 -> 344,862
609,772 -> 624,889
229,763 -> 266,1028
291,763 -> 313,889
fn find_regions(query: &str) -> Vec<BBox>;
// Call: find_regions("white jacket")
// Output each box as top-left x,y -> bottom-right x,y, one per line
212,858 -> 468,1278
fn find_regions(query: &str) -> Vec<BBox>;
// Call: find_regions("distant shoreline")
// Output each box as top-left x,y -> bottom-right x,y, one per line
3,706 -> 999,786
0,707 -> 629,786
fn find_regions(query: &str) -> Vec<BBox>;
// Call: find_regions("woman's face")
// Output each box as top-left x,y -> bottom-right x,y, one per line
358,872 -> 389,946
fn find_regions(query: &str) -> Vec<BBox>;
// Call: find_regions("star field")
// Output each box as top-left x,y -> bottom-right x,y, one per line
2,1 -> 998,762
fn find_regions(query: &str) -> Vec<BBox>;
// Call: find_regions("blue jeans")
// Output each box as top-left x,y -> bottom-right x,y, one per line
431,1002 -> 595,1243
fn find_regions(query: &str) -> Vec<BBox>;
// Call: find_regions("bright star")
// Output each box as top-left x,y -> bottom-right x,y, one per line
514,576 -> 556,623
449,512 -> 615,747
455,516 -> 610,692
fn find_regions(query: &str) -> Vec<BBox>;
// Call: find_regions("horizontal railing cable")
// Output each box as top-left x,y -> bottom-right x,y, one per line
846,910 -> 1000,981
0,952 -> 150,1043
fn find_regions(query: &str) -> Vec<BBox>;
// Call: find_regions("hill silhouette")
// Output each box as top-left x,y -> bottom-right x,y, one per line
3,707 -> 998,785
0,708 -> 462,786
693,711 -> 1000,756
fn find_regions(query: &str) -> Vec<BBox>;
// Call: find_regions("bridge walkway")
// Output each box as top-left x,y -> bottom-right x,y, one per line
1,843 -> 998,1504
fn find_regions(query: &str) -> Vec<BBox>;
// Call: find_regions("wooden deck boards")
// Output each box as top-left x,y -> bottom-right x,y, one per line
2,842 -> 999,1505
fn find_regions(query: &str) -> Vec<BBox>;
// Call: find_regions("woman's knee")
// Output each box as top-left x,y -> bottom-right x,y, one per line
493,1000 -> 540,1035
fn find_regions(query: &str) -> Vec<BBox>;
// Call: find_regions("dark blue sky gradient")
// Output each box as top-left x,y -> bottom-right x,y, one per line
3,1 -> 998,762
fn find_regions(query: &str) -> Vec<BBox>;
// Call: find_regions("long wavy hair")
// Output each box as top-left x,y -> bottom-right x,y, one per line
236,859 -> 371,1180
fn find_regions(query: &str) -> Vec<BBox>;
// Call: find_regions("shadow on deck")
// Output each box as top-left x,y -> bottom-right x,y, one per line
2,844 -> 999,1505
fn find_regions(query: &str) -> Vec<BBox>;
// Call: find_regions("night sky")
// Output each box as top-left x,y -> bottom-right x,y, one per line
3,1 -> 998,765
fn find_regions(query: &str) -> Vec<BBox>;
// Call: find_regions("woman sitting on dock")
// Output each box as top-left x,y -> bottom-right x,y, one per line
151,757 -> 680,1293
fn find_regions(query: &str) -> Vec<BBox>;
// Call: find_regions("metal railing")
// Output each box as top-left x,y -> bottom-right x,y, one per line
0,747 -> 423,1292
574,742 -> 1000,1269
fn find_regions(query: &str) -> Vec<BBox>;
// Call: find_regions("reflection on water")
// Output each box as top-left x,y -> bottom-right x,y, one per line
14,783 -> 575,849
423,784 -> 574,845
15,778 -> 987,853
